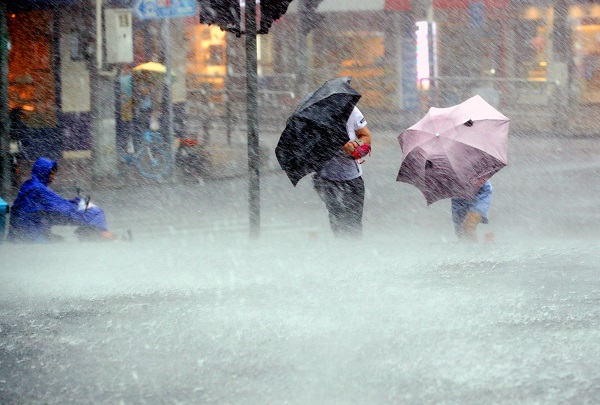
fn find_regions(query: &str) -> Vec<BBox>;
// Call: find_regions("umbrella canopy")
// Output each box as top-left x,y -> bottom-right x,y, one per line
275,76 -> 361,186
133,62 -> 168,74
396,95 -> 509,205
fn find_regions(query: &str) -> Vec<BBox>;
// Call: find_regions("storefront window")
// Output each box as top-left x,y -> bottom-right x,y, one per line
257,34 -> 275,76
185,25 -> 226,82
516,6 -> 551,82
184,23 -> 227,107
571,6 -> 600,104
8,10 -> 56,127
314,30 -> 385,108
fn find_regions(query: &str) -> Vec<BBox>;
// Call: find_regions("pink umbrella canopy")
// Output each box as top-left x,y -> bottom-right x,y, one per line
397,95 -> 509,205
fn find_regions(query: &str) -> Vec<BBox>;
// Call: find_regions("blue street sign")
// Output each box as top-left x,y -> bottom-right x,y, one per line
469,2 -> 485,30
133,0 -> 196,20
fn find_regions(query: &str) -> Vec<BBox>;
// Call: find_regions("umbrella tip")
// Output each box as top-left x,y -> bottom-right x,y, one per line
464,119 -> 474,127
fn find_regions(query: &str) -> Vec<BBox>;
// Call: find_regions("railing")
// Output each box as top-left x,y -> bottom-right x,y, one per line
185,73 -> 298,142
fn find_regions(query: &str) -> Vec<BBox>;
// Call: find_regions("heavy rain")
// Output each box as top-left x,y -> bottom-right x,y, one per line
1,0 -> 599,403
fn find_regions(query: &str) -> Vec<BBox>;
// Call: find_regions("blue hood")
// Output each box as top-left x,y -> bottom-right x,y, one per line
31,157 -> 57,186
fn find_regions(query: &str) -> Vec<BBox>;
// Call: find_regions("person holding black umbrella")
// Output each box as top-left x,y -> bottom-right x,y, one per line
312,105 -> 372,238
276,76 -> 372,238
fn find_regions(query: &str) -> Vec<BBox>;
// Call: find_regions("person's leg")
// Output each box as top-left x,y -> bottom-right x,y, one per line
460,211 -> 483,241
117,121 -> 134,156
451,199 -> 469,238
132,120 -> 141,153
313,176 -> 345,236
336,177 -> 365,237
132,114 -> 148,153
326,185 -> 346,236
348,177 -> 365,237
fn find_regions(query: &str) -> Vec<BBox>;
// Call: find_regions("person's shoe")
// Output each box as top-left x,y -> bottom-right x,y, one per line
100,231 -> 117,241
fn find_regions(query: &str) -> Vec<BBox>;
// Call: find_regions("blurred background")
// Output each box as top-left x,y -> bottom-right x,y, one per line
1,0 -> 599,192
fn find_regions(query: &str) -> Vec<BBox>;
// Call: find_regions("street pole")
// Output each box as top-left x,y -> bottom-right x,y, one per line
297,0 -> 309,98
0,3 -> 10,197
90,0 -> 118,186
161,18 -> 175,163
225,32 -> 233,145
427,0 -> 437,106
246,0 -> 260,239
551,0 -> 571,133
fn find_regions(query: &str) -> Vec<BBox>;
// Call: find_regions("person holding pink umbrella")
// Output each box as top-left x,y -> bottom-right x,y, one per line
451,178 -> 492,242
397,95 -> 509,242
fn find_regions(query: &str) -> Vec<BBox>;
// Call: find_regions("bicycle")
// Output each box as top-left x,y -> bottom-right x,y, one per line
122,130 -> 173,180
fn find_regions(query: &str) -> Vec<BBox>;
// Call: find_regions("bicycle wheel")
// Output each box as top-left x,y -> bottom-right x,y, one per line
137,145 -> 172,180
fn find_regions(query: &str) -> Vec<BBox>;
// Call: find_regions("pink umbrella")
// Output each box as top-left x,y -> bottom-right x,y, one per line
397,95 -> 509,205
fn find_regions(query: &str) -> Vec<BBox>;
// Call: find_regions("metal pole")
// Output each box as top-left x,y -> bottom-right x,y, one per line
297,0 -> 309,98
90,0 -> 118,185
162,18 -> 175,161
96,0 -> 103,69
246,0 -> 260,239
551,0 -> 571,132
427,0 -> 438,106
0,2 -> 9,196
225,32 -> 233,145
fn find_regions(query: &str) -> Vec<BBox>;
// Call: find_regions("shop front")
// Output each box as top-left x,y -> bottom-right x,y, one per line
7,9 -> 57,129
277,0 -> 415,112
185,22 -> 227,106
570,4 -> 600,105
309,11 -> 388,110
507,2 -> 600,106
6,3 -> 68,160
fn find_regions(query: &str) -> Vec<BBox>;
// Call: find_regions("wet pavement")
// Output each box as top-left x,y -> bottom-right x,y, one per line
36,129 -> 600,242
1,130 -> 600,403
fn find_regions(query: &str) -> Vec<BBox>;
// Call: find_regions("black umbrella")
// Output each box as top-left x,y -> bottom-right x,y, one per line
275,76 -> 361,186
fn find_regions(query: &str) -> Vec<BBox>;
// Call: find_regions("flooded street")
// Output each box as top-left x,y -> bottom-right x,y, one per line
1,132 -> 600,403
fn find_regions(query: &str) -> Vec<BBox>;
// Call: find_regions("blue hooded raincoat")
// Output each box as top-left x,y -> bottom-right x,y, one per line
8,158 -> 107,243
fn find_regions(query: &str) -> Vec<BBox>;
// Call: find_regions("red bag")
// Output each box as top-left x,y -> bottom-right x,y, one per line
351,144 -> 371,159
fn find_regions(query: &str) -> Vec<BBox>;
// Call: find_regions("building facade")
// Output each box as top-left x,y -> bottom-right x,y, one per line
6,0 -> 190,154
6,0 -> 600,161
270,0 -> 600,133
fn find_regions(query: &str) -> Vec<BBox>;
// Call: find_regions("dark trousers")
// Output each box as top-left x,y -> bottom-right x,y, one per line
133,110 -> 153,152
313,175 -> 365,238
116,121 -> 133,156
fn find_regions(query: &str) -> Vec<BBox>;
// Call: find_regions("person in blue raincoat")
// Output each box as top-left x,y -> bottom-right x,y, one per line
7,157 -> 115,243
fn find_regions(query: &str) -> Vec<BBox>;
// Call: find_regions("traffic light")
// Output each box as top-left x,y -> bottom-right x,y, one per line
198,0 -> 241,35
197,0 -> 323,36
258,0 -> 295,34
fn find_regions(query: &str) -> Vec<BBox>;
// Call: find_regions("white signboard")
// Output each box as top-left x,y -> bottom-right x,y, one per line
287,0 -> 385,12
105,9 -> 133,63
